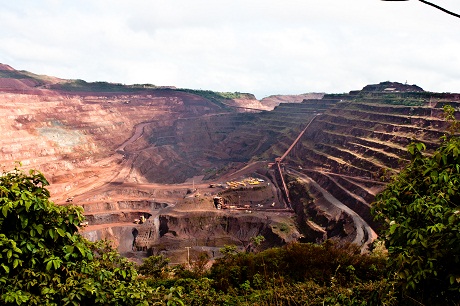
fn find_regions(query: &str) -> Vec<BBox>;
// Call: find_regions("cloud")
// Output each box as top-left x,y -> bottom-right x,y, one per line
0,0 -> 459,98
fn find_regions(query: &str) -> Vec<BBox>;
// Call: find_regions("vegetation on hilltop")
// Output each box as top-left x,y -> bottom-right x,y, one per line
49,79 -> 147,93
0,69 -> 54,87
177,88 -> 255,100
49,80 -> 253,111
176,88 -> 255,109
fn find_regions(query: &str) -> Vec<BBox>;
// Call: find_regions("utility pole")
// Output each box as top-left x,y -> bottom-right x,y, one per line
185,246 -> 191,267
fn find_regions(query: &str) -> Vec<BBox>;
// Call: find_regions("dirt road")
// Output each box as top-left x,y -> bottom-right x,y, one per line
286,168 -> 377,250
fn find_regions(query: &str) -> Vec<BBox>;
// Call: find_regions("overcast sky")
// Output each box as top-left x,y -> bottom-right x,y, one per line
0,0 -> 459,98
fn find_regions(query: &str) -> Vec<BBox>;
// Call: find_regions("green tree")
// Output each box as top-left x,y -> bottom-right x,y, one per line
372,106 -> 460,304
219,244 -> 239,257
190,252 -> 210,278
138,254 -> 170,278
0,167 -> 157,305
246,235 -> 265,253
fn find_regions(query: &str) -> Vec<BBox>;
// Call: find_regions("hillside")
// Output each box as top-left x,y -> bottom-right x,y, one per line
1,64 -> 458,262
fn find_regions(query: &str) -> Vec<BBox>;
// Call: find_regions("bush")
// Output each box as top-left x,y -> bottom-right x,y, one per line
0,167 -> 160,305
210,241 -> 388,292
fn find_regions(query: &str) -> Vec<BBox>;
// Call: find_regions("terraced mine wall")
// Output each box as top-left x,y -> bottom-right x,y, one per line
158,212 -> 286,249
286,89 -> 460,230
59,89 -> 460,256
128,100 -> 328,184
0,87 -> 226,199
83,209 -> 295,261
4,68 -> 460,258
286,176 -> 356,243
80,199 -> 169,253
77,173 -> 302,260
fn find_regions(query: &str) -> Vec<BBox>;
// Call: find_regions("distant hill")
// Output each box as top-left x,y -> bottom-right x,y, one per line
359,81 -> 424,93
0,63 -> 64,93
260,93 -> 325,109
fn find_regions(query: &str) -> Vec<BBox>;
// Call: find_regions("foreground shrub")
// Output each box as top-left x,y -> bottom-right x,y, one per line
204,241 -> 395,305
210,240 -> 387,292
0,168 -> 159,305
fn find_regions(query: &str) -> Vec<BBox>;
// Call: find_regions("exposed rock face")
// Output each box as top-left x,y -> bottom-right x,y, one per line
286,90 -> 459,235
82,209 -> 296,260
287,176 -> 356,244
0,75 -> 225,196
2,64 -> 460,260
158,211 -> 288,248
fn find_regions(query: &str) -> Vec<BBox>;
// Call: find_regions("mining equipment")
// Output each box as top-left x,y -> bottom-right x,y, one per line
133,215 -> 147,224
213,196 -> 225,209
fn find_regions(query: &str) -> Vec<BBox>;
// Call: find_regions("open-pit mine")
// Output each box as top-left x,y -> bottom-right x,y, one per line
1,63 -> 458,263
